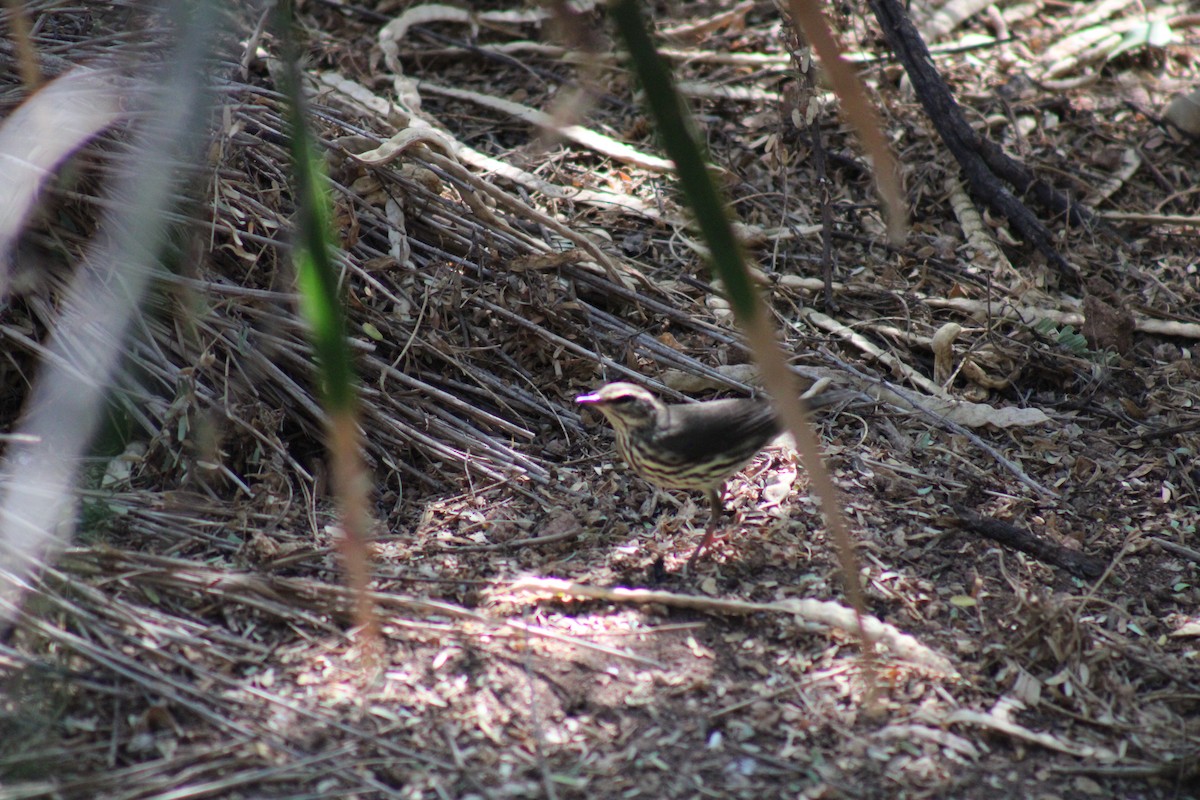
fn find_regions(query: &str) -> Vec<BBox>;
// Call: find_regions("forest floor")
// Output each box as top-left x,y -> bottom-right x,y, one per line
2,0 -> 1200,798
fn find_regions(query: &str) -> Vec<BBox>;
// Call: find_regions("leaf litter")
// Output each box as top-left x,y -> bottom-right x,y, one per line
1,1 -> 1199,798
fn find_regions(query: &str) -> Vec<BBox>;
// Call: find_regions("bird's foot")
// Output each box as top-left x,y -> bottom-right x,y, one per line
684,525 -> 722,573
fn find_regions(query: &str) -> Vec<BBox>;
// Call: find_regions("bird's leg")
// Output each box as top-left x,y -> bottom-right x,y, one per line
686,486 -> 725,570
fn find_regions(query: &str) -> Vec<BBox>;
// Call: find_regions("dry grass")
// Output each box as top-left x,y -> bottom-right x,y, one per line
2,1 -> 1199,798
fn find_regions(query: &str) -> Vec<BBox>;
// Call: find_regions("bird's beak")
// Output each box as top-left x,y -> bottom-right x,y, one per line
575,391 -> 603,405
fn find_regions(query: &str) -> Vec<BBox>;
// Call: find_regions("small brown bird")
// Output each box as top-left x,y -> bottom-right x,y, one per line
576,381 -> 840,568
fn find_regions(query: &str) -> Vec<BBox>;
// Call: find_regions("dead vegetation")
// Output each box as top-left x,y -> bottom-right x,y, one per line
2,0 -> 1200,798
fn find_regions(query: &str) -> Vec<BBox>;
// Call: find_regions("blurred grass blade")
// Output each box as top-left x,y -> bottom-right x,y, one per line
274,2 -> 377,651
607,0 -> 756,321
0,67 -> 125,280
785,0 -> 907,243
609,0 -> 871,655
0,1 -> 218,624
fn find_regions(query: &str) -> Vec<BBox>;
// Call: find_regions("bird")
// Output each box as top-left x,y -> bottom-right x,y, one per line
576,381 -> 843,569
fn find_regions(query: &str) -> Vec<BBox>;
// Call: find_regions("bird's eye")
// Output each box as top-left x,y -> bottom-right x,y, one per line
609,395 -> 636,405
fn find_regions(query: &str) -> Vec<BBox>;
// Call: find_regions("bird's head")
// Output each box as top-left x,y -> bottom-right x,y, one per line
575,382 -> 663,433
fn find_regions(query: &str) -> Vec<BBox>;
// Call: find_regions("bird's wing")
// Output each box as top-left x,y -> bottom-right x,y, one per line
652,399 -> 780,463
